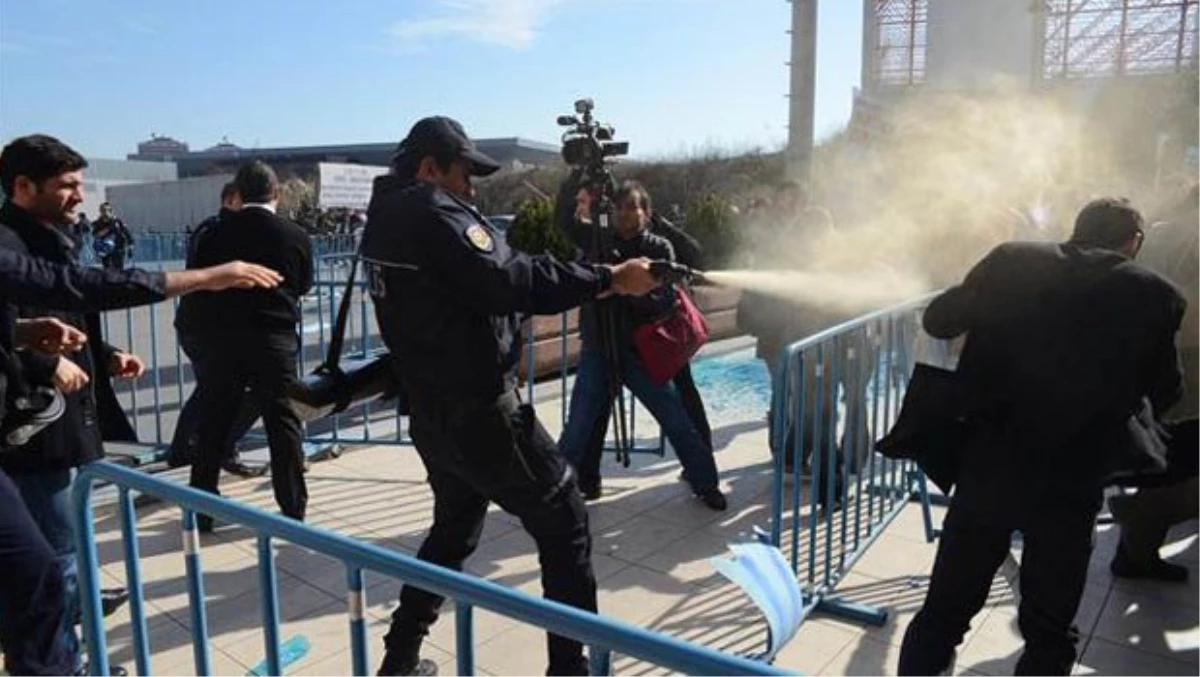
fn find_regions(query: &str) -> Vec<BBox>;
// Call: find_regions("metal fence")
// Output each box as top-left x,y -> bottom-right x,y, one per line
767,294 -> 942,629
97,236 -> 400,465
100,234 -> 662,465
72,461 -> 790,676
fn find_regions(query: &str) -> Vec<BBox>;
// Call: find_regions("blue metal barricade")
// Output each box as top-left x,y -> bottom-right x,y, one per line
72,461 -> 790,676
97,236 -> 403,463
767,293 -> 943,630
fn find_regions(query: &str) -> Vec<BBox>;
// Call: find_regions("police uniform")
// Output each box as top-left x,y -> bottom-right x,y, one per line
363,117 -> 615,677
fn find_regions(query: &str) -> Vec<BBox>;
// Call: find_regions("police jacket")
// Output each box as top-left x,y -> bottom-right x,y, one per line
924,240 -> 1186,510
361,176 -> 612,401
0,215 -> 168,447
0,202 -> 137,472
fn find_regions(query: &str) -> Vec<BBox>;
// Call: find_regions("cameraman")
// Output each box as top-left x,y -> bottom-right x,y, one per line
362,116 -> 661,677
0,246 -> 281,676
553,175 -> 724,509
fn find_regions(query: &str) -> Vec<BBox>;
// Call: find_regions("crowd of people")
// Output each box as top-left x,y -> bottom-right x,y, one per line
0,120 -> 1194,677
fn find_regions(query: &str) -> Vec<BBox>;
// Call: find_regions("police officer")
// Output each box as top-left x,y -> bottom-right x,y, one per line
0,243 -> 281,675
362,116 -> 661,677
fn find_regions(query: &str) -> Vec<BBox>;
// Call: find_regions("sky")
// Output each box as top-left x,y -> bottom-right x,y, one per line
0,0 -> 863,162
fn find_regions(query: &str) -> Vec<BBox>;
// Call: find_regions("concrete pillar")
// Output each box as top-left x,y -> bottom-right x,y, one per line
787,0 -> 819,183
861,0 -> 877,93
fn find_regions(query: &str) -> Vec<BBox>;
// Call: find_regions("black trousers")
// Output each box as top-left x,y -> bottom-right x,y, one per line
167,332 -> 262,466
188,332 -> 306,520
0,468 -> 72,675
384,388 -> 596,676
578,362 -> 712,489
898,499 -> 1097,675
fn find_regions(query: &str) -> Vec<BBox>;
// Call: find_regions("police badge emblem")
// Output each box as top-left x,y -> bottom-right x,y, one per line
465,224 -> 494,252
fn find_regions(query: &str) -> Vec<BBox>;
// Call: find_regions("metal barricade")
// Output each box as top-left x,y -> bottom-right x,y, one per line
767,294 -> 942,629
72,461 -> 790,676
96,236 -> 400,464
98,233 -> 670,463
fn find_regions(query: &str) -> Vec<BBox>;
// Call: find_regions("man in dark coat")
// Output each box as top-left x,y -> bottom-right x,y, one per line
166,182 -> 264,476
178,161 -> 314,530
898,198 -> 1186,675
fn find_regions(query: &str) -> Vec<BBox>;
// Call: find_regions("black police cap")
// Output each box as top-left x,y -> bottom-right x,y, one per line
394,116 -> 502,177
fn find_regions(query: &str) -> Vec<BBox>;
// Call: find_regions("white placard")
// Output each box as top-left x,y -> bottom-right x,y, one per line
317,162 -> 389,210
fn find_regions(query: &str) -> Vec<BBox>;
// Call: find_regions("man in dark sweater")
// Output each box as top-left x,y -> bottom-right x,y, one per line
177,161 -> 314,530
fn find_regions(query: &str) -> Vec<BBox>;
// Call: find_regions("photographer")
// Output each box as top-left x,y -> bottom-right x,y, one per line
553,176 -> 725,510
91,203 -> 133,271
362,116 -> 661,677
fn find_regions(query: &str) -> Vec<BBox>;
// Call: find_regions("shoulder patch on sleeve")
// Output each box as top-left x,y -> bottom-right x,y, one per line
465,224 -> 494,252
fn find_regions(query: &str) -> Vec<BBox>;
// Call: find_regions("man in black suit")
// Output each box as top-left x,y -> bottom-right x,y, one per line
166,182 -> 265,477
177,161 -> 314,530
897,198 -> 1186,675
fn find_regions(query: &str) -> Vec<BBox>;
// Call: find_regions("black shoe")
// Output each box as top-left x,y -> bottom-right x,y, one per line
72,588 -> 131,625
578,481 -> 602,502
164,454 -> 193,469
221,459 -> 267,478
1111,542 -> 1189,583
77,663 -> 127,676
696,488 -> 727,511
196,515 -> 215,534
102,588 -> 129,617
377,652 -> 438,676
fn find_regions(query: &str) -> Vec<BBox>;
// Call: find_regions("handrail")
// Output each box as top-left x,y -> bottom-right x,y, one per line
779,291 -> 940,356
73,461 -> 792,676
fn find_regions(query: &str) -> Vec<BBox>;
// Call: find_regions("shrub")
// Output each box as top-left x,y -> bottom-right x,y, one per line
506,197 -> 576,259
685,193 -> 742,268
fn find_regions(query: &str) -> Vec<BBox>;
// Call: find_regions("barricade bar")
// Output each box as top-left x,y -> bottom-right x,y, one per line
73,461 -> 790,676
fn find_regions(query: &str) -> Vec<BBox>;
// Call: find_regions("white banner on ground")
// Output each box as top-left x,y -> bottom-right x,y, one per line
317,163 -> 389,210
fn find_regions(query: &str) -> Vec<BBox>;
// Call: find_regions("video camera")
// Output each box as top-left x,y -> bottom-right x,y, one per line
556,99 -> 629,174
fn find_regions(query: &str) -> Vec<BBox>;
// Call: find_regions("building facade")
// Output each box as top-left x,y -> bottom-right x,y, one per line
128,137 -> 561,178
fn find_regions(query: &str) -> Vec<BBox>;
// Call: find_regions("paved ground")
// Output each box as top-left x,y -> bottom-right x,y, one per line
85,339 -> 1198,676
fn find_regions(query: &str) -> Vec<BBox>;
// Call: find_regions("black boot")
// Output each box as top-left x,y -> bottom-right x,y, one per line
377,652 -> 438,676
1110,540 -> 1189,583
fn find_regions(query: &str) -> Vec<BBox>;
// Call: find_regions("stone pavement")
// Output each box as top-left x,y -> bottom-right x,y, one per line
86,341 -> 1198,675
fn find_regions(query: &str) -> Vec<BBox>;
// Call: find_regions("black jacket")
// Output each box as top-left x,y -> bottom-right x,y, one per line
361,176 -> 611,401
185,208 -> 234,266
551,180 -> 677,348
0,241 -> 168,432
0,202 -> 138,472
925,240 -> 1186,510
176,206 -> 313,335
